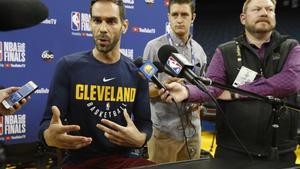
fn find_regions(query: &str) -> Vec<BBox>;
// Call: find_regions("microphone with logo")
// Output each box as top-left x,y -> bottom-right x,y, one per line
157,45 -> 209,91
152,61 -> 178,77
133,57 -> 166,90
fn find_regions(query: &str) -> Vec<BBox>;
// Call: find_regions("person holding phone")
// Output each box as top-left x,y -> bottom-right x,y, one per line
0,87 -> 28,116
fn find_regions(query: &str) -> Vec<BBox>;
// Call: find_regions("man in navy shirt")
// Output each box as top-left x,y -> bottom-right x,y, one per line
39,0 -> 153,168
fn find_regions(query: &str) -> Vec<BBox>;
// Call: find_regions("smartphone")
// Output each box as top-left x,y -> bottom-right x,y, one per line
2,81 -> 38,109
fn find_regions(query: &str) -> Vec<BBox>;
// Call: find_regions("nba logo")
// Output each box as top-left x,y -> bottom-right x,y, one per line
0,116 -> 3,135
0,41 -> 3,62
71,12 -> 81,31
167,56 -> 182,75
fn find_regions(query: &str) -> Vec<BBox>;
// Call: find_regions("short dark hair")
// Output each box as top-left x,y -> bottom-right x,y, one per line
168,0 -> 195,13
90,0 -> 126,20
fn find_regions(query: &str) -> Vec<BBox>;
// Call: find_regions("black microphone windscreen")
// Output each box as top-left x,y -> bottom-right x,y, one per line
133,57 -> 144,67
153,61 -> 164,73
157,45 -> 178,65
0,0 -> 48,31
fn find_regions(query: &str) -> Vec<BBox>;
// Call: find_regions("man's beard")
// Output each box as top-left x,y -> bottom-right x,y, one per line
95,36 -> 119,54
94,32 -> 120,54
246,21 -> 275,34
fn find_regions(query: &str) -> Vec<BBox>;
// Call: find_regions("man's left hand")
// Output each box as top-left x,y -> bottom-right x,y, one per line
96,109 -> 146,148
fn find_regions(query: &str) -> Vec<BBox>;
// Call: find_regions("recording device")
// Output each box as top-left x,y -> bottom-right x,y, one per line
153,61 -> 178,77
133,58 -> 166,89
0,0 -> 48,31
2,81 -> 38,109
133,57 -> 144,67
158,45 -> 200,84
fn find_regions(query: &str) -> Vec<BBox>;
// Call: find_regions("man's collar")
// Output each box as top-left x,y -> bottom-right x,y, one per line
169,30 -> 192,47
244,32 -> 271,48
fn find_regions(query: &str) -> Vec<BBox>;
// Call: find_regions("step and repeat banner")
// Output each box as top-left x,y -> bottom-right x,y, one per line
0,0 -> 172,144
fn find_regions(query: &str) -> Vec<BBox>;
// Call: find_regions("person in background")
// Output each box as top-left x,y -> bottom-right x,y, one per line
159,0 -> 300,164
39,0 -> 154,168
143,0 -> 207,163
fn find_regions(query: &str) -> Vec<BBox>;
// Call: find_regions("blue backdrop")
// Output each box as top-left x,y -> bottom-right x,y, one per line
0,0 -> 173,144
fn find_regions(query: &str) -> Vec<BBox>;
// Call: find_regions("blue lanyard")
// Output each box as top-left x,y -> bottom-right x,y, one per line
167,33 -> 195,65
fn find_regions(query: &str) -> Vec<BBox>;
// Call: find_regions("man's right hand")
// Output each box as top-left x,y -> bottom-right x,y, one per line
43,106 -> 92,149
159,82 -> 189,103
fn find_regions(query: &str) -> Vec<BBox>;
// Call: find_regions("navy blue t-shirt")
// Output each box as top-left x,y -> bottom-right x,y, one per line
39,50 -> 152,162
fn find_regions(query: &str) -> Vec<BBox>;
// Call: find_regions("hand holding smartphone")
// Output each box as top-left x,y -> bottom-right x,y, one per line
2,81 -> 38,109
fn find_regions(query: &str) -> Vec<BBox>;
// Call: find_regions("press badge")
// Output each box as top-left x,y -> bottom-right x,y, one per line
232,66 -> 257,87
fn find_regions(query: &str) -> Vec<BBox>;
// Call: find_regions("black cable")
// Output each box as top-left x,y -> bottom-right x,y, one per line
172,98 -> 192,160
209,131 -> 216,153
193,79 -> 254,162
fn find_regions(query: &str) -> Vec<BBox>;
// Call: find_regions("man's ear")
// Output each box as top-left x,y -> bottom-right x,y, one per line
240,13 -> 246,26
122,19 -> 129,34
192,13 -> 196,23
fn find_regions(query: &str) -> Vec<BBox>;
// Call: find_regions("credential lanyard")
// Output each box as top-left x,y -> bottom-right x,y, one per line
167,33 -> 195,66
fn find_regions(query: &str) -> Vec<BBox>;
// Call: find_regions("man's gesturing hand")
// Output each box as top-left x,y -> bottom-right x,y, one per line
43,106 -> 92,149
96,109 -> 146,148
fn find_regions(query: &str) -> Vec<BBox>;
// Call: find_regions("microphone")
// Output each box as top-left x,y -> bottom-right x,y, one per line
133,57 -> 144,67
157,45 -> 213,91
158,45 -> 199,84
133,58 -> 166,89
0,0 -> 49,31
153,61 -> 177,77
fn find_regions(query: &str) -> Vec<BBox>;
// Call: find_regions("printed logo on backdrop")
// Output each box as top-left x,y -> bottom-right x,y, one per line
41,50 -> 54,62
145,0 -> 155,5
71,11 -> 92,37
132,26 -> 156,34
35,87 -> 49,94
120,48 -> 134,60
164,0 -> 169,6
123,0 -> 135,9
0,116 -> 3,135
0,41 -> 26,69
41,18 -> 57,25
165,22 -> 171,34
0,41 -> 2,62
0,114 -> 27,141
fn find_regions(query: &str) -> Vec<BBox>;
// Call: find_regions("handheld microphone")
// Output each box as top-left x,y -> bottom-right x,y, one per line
0,0 -> 49,31
133,58 -> 166,89
133,57 -> 144,67
158,45 -> 199,84
153,61 -> 177,77
157,45 -> 213,90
